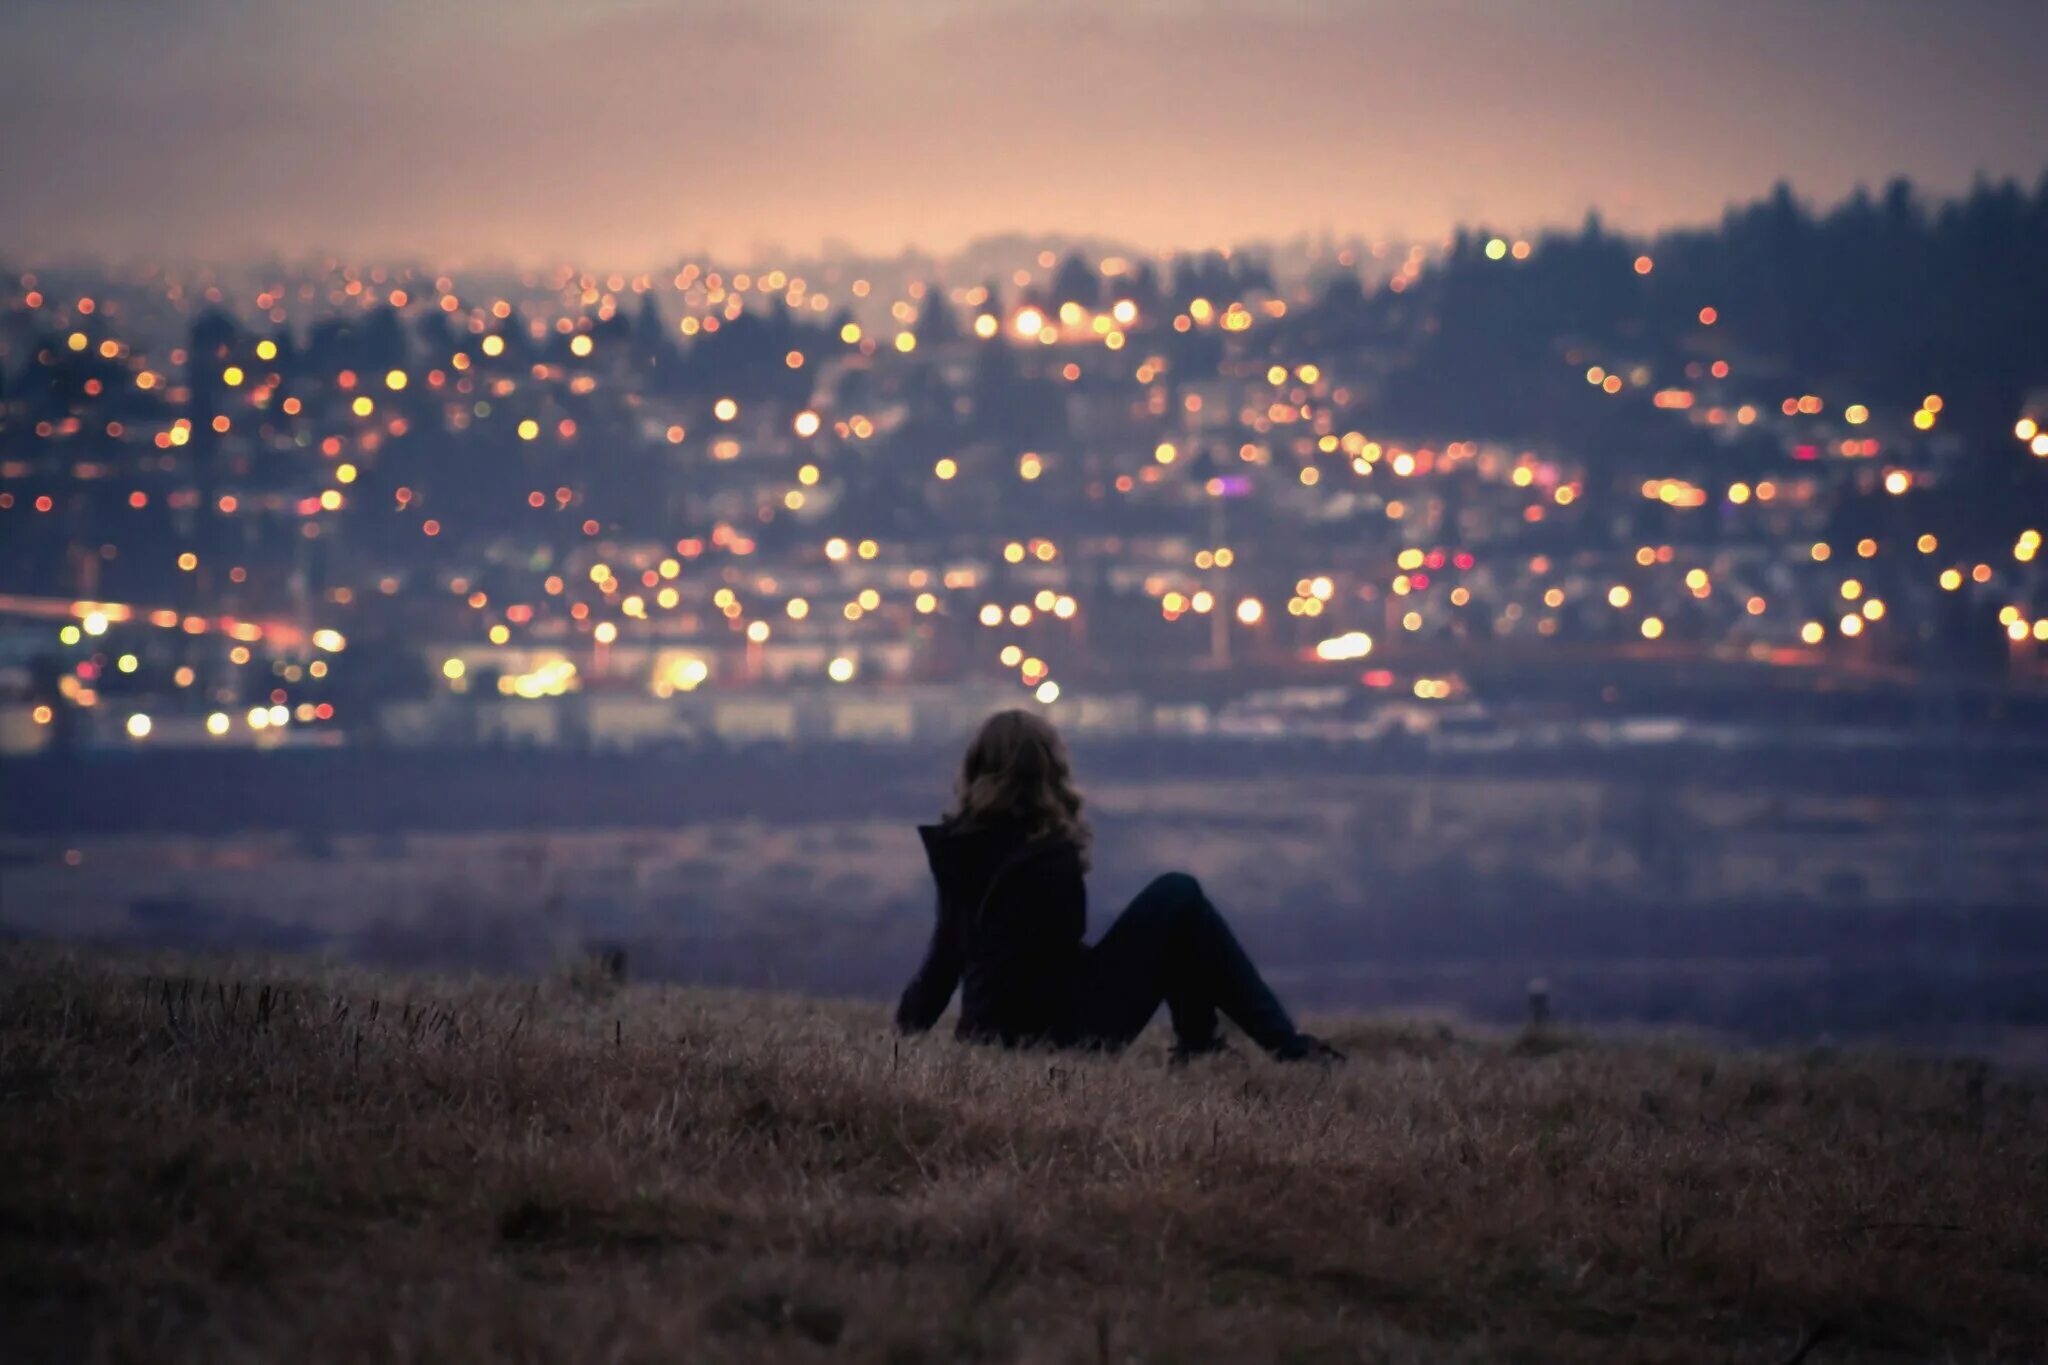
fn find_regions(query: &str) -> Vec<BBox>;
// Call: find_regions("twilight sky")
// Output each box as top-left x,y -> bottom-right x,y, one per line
5,0 -> 2046,265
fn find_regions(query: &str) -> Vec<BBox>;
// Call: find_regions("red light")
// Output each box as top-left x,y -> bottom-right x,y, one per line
1362,669 -> 1394,688
1793,445 -> 1818,461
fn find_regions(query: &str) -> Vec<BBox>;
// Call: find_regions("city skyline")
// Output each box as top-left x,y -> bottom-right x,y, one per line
6,0 -> 2048,266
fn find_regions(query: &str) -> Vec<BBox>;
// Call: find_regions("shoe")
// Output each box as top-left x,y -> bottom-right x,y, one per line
1273,1032 -> 1346,1064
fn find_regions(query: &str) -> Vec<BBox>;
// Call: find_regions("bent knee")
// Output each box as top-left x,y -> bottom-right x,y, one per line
1145,871 -> 1203,903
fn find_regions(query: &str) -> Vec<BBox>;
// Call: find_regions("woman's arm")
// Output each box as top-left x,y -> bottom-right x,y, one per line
894,898 -> 962,1033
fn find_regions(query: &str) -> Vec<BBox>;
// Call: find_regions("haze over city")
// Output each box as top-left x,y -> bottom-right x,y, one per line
7,0 -> 2048,263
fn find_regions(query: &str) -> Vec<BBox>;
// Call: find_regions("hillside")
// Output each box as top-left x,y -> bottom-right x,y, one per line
1,945 -> 2042,1363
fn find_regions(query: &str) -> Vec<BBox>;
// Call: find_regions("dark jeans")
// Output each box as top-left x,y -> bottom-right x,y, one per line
1067,872 -> 1300,1053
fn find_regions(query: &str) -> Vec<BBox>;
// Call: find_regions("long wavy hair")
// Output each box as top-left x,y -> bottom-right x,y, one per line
944,709 -> 1092,868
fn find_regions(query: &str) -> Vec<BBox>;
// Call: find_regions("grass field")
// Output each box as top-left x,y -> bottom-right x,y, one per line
2,945 -> 2043,1363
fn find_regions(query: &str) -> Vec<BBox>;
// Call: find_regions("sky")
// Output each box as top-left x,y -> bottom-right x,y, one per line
4,0 -> 2046,266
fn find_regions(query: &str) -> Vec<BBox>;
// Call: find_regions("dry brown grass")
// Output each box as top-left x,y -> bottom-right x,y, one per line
1,944 -> 2043,1364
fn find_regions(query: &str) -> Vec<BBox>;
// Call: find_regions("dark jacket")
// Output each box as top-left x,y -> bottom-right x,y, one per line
895,818 -> 1087,1045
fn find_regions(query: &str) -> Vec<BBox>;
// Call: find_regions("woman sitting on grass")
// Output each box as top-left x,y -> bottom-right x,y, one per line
896,709 -> 1342,1064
